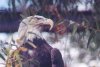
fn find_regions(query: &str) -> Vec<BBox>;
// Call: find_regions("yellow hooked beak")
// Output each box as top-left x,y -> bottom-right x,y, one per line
44,19 -> 54,30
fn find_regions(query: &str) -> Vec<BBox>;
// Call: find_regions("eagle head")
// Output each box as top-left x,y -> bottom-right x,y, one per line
16,15 -> 54,46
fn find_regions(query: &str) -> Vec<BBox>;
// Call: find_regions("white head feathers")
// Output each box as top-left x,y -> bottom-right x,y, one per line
16,15 -> 54,46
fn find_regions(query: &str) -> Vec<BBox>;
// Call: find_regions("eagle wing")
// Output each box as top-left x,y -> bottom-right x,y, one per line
51,48 -> 64,67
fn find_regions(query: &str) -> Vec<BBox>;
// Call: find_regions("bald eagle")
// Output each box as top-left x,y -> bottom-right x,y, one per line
16,15 -> 64,67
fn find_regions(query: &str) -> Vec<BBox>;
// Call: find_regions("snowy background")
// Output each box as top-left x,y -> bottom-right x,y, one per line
0,0 -> 99,67
0,32 -> 100,67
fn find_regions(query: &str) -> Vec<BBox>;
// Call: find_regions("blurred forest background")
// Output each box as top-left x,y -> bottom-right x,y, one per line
0,0 -> 99,32
0,0 -> 100,67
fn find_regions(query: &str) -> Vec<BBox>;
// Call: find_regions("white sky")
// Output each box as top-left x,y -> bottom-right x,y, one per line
0,0 -> 93,11
0,0 -> 9,9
